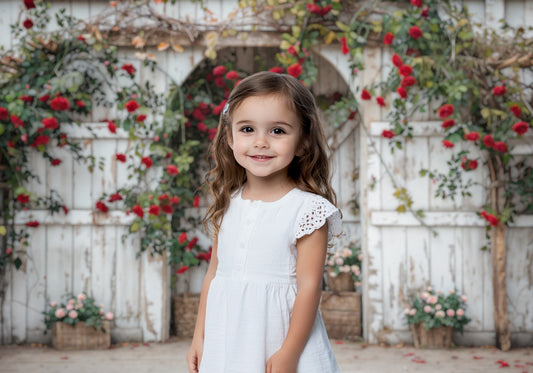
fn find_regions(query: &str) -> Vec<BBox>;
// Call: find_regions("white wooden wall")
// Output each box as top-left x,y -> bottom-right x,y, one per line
0,0 -> 532,345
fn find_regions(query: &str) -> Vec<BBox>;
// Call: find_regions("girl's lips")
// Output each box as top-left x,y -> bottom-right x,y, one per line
250,155 -> 273,161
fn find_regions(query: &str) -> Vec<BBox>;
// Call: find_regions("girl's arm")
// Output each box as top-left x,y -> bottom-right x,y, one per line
186,237 -> 219,373
266,224 -> 328,373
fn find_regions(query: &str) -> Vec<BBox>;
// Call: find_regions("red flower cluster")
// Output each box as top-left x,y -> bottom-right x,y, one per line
269,67 -> 284,74
441,119 -> 455,129
107,120 -> 117,133
178,232 -> 188,244
26,221 -> 39,227
383,32 -> 394,45
396,86 -> 407,99
509,104 -> 521,118
212,65 -> 226,76
116,153 -> 126,162
50,96 -> 70,111
492,85 -> 506,96
177,265 -> 189,274
442,140 -> 454,148
51,159 -> 62,166
121,63 -> 136,76
19,95 -> 33,103
512,121 -> 528,135
108,193 -> 123,202
461,158 -> 478,171
361,89 -> 371,100
11,114 -> 25,128
408,26 -> 423,39
132,205 -> 144,218
0,107 -> 8,120
464,132 -> 480,142
481,210 -> 498,226
42,117 -> 59,130
23,19 -> 33,29
125,100 -> 140,113
24,0 -> 36,9
32,134 -> 50,147
340,37 -> 349,55
141,156 -> 153,168
287,63 -> 302,78
306,3 -> 332,16
410,0 -> 423,7
438,104 -> 454,118
381,130 -> 395,138
376,96 -> 386,107
392,53 -> 403,68
17,194 -> 30,204
96,201 -> 108,213
193,195 -> 200,207
166,165 -> 179,175
225,70 -> 239,80
149,205 -> 161,216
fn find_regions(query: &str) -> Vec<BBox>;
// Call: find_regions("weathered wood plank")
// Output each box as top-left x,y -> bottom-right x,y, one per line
429,227 -> 456,291
371,211 -> 533,227
382,227 -> 407,331
91,225 -> 117,320
46,226 -> 73,303
72,225 -> 92,294
406,227 -> 430,292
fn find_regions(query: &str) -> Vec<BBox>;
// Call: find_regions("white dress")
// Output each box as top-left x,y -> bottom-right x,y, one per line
199,188 -> 342,373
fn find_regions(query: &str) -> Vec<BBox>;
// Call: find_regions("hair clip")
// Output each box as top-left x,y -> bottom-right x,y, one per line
222,102 -> 229,115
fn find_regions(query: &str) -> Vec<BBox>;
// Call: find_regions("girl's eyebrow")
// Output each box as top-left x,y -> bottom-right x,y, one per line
234,119 -> 295,127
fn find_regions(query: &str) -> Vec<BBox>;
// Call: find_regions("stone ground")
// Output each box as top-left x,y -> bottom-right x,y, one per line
0,337 -> 532,372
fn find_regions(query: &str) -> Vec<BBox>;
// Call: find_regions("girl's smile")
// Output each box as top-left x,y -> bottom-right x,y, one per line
229,94 -> 301,184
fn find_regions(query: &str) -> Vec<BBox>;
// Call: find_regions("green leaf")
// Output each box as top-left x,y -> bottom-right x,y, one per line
0,226 -> 6,236
130,222 -> 139,233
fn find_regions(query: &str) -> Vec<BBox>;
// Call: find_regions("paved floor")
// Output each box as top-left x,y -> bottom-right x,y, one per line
0,338 -> 532,372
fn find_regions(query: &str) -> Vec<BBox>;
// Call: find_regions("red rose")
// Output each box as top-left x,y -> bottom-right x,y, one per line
340,37 -> 349,55
75,100 -> 85,108
492,85 -> 506,96
225,70 -> 239,80
214,76 -> 226,87
96,201 -> 108,213
410,0 -> 423,7
306,3 -> 321,14
170,196 -> 180,205
287,45 -> 298,56
400,76 -> 417,87
192,108 -> 206,121
161,204 -> 173,214
121,63 -> 136,76
166,165 -> 179,175
319,5 -> 332,16
212,99 -> 227,116
149,205 -> 161,216
421,7 -> 429,18
42,117 -> 59,130
464,132 -> 480,141
461,158 -> 478,171
399,65 -> 413,76
51,159 -> 62,166
50,96 -> 70,111
23,19 -> 33,29
38,94 -> 50,103
376,96 -> 386,107
19,95 -> 33,103
509,104 -> 521,118
381,130 -> 395,138
480,210 -> 498,226
392,53 -> 403,68
116,153 -> 126,162
441,119 -> 455,129
136,114 -> 147,122
396,86 -> 407,98
212,65 -> 227,76
287,63 -> 303,78
17,194 -> 30,204
11,115 -> 25,128
361,89 -> 371,100
177,265 -> 189,274
158,194 -> 169,202
26,221 -> 39,227
442,140 -> 454,148
269,67 -> 284,74
62,205 -> 68,215
438,104 -> 454,118
193,195 -> 200,207
125,100 -> 140,112
197,122 -> 207,133
482,134 -> 495,148
383,32 -> 394,45
512,121 -> 528,135
408,26 -> 423,39
493,141 -> 508,153
141,156 -> 153,168
107,193 -> 122,202
178,232 -> 188,244
132,204 -> 144,218
32,134 -> 50,147
24,0 -> 36,9
107,120 -> 117,133
0,107 -> 8,120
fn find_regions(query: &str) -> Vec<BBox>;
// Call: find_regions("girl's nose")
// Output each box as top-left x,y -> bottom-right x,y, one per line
253,133 -> 269,148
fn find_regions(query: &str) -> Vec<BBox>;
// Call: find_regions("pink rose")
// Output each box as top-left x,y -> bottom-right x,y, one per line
77,293 -> 86,301
409,308 -> 417,316
424,305 -> 432,313
66,304 -> 74,311
457,309 -> 465,316
50,301 -> 57,307
446,309 -> 455,317
105,312 -> 114,321
55,308 -> 66,319
68,310 -> 78,319
427,295 -> 438,304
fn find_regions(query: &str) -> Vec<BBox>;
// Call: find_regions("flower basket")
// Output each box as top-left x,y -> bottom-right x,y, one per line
327,270 -> 355,292
174,293 -> 200,338
320,291 -> 362,340
411,322 -> 454,349
52,320 -> 110,350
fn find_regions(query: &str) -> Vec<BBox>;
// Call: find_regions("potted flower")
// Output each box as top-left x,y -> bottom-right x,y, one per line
405,287 -> 471,348
320,242 -> 363,341
43,293 -> 113,350
324,242 -> 362,292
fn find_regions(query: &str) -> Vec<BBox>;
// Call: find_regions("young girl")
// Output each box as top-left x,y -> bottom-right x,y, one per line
187,71 -> 341,373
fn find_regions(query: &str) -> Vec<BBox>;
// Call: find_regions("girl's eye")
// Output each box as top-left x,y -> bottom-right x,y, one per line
240,126 -> 253,133
272,128 -> 286,135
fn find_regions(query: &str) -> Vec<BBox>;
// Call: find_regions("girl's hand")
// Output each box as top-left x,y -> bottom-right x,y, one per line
265,348 -> 298,373
186,337 -> 204,373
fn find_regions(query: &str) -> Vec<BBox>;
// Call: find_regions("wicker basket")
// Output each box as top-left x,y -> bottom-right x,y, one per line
174,293 -> 200,338
52,321 -> 110,350
320,291 -> 362,340
326,270 -> 355,292
411,322 -> 454,348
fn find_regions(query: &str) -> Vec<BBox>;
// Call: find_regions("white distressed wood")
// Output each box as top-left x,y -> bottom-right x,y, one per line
47,143 -> 74,208
11,244 -> 28,343
91,225 -> 117,322
27,150 -> 48,199
2,266 -> 13,344
46,225 -> 73,303
167,46 -> 204,86
371,211 -> 533,227
485,0 -> 505,29
504,0 -> 525,27
406,227 -> 430,292
428,136 -> 457,210
72,226 -> 92,295
0,0 -> 18,50
429,227 -> 457,291
25,227 -> 47,342
72,138 -> 94,210
381,227 -> 407,331
404,137 -> 429,210
464,0 -> 486,28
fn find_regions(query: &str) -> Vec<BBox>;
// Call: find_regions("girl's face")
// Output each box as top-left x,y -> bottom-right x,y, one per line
228,94 -> 301,185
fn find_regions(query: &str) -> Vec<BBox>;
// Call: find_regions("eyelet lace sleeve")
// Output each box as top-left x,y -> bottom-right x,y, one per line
295,195 -> 342,252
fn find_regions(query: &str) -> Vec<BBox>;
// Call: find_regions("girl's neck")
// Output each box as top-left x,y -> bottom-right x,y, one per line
241,178 -> 296,202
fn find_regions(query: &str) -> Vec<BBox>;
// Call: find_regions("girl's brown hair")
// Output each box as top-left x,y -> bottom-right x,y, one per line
204,71 -> 337,236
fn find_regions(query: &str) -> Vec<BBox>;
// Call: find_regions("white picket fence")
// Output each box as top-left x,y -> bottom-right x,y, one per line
0,0 -> 532,346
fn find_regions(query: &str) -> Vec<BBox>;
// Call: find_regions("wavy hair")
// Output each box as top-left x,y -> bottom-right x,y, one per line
204,71 -> 337,236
